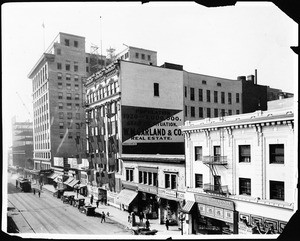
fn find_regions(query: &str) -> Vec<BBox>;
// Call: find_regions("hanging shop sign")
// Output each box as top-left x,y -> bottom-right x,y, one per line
122,106 -> 184,144
194,193 -> 235,210
138,184 -> 158,194
158,188 -> 184,201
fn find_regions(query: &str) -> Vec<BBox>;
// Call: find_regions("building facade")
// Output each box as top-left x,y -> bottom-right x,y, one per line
181,99 -> 296,235
11,116 -> 33,169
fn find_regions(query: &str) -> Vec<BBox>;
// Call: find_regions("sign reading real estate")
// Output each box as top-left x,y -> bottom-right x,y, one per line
122,106 -> 184,144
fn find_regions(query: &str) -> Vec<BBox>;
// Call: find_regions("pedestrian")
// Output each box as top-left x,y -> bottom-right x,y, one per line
131,212 -> 136,226
128,213 -> 131,223
96,200 -> 99,208
106,212 -> 110,217
38,191 -> 41,198
90,194 -> 93,205
165,218 -> 169,230
139,211 -> 144,223
145,218 -> 150,229
101,211 -> 106,223
33,189 -> 36,195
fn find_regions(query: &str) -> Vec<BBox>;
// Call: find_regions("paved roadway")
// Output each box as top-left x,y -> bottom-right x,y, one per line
7,174 -> 131,236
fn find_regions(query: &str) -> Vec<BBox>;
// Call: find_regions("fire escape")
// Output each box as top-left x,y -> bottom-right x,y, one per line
202,128 -> 229,196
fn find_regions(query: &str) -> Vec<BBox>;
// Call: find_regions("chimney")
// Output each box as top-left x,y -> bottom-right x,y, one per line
254,69 -> 257,85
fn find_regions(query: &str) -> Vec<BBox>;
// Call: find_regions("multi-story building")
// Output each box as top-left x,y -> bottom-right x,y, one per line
181,98 -> 296,235
11,116 -> 33,169
27,32 -> 109,188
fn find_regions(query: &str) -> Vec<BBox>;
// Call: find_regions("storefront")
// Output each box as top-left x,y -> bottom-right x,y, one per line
157,188 -> 185,225
116,188 -> 139,212
192,193 -> 238,235
137,184 -> 159,219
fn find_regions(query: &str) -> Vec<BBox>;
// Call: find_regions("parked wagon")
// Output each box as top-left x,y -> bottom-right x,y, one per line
73,198 -> 85,208
79,205 -> 96,216
131,227 -> 158,235
16,178 -> 31,192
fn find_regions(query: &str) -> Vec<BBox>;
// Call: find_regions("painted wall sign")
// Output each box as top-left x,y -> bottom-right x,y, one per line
122,106 -> 184,144
197,204 -> 234,223
194,193 -> 235,211
53,157 -> 64,167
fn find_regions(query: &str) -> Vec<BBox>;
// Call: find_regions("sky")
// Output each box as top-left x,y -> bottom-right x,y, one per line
1,2 -> 298,161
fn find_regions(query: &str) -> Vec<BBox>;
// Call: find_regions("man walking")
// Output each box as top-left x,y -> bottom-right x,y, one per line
101,211 -> 106,223
165,218 -> 169,230
38,191 -> 41,198
33,189 -> 36,195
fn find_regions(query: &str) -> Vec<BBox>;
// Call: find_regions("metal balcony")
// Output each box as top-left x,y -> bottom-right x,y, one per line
203,183 -> 229,195
201,156 -> 227,165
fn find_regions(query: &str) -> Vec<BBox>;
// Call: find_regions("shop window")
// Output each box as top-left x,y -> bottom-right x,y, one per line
239,178 -> 251,195
195,146 -> 202,161
139,171 -> 143,183
270,180 -> 284,201
195,174 -> 203,188
239,145 -> 251,162
126,169 -> 134,182
270,144 -> 284,164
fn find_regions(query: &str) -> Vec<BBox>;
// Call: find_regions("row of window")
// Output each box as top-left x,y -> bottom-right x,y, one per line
34,152 -> 50,159
86,82 -> 119,104
58,92 -> 80,100
194,173 -> 284,201
57,61 -> 79,72
194,144 -> 284,164
57,73 -> 80,82
125,168 -> 177,190
59,122 -> 82,130
185,106 -> 240,118
58,102 -> 81,110
33,64 -> 48,92
63,39 -> 79,48
59,131 -> 81,139
135,52 -> 151,61
185,87 -> 240,104
58,112 -> 81,120
57,82 -> 80,91
33,82 -> 48,100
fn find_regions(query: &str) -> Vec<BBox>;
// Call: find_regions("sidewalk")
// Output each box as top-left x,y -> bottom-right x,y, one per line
42,185 -> 184,236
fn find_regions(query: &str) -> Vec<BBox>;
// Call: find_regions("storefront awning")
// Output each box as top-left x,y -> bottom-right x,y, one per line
68,179 -> 79,187
74,183 -> 87,189
181,201 -> 196,213
63,177 -> 74,185
53,175 -> 62,183
116,189 -> 138,206
64,191 -> 76,196
48,173 -> 59,179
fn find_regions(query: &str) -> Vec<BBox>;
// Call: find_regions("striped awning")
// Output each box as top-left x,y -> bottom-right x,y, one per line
74,183 -> 87,189
115,189 -> 138,206
68,179 -> 79,187
181,201 -> 196,213
48,173 -> 59,179
63,177 -> 74,185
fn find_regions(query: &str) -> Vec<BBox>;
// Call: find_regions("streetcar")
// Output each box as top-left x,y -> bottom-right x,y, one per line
16,178 -> 31,192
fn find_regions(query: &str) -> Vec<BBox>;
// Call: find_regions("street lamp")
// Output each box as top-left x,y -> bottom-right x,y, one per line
179,212 -> 186,235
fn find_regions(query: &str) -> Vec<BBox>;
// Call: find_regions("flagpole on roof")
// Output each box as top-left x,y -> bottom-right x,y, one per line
42,21 -> 45,52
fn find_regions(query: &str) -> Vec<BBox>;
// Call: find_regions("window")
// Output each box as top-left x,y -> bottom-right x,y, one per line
228,93 -> 232,104
66,74 -> 71,81
270,181 -> 284,201
143,171 -> 147,184
68,132 -> 73,139
74,75 -> 79,82
228,109 -> 232,115
185,105 -> 188,117
126,169 -> 134,182
58,92 -> 63,99
236,93 -> 240,103
59,122 -> 64,129
165,173 -> 177,189
236,110 -> 240,114
59,112 -> 64,119
214,146 -> 221,159
58,102 -> 63,109
74,62 -> 78,72
57,73 -> 62,80
217,83 -> 221,87
141,53 -> 145,60
67,103 -> 72,110
239,145 -> 251,162
139,171 -> 143,183
74,40 -> 78,47
184,86 -> 187,98
86,66 -> 89,72
199,107 -> 203,118
214,91 -> 218,103
59,132 -> 64,139
57,63 -> 62,70
76,123 -> 80,129
190,88 -> 195,101
191,106 -> 195,117
221,109 -> 225,116
65,39 -> 70,46
57,49 -> 61,55
195,174 -> 203,188
86,57 -> 89,63
66,93 -> 72,100
66,64 -> 70,71
75,94 -> 80,100
66,83 -> 71,90
206,90 -> 211,102
221,92 -> 225,104
67,112 -> 72,119
135,52 -> 139,58
198,89 -> 203,101
270,144 -> 284,164
207,108 -> 211,118
195,146 -> 202,161
214,108 -> 218,117
148,55 -> 151,61
239,178 -> 251,195
202,80 -> 207,85
154,83 -> 159,97
76,113 -> 80,119
75,84 -> 79,91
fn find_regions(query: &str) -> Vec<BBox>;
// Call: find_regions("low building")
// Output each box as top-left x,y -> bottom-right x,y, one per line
181,98 -> 296,235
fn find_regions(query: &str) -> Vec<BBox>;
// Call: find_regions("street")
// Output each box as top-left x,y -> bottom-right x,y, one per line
7,174 -> 131,235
